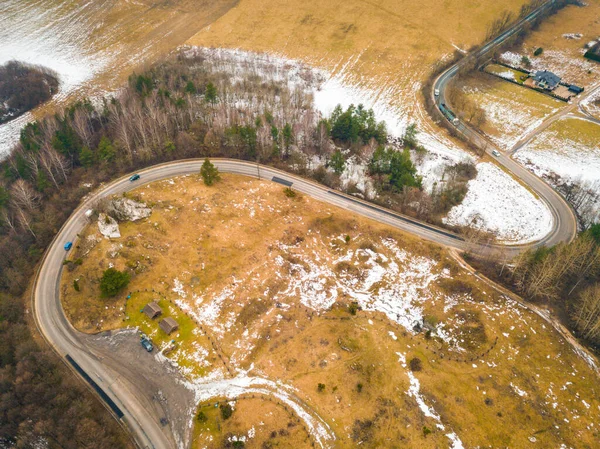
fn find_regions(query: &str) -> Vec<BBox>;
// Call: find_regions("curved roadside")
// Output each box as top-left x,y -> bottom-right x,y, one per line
32,153 -> 584,449
432,0 -> 578,248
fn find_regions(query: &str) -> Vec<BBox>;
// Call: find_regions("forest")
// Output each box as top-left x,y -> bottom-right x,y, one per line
0,61 -> 59,124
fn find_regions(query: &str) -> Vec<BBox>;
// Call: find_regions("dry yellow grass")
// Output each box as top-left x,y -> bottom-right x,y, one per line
61,174 -> 600,448
193,398 -> 311,448
188,0 -> 530,116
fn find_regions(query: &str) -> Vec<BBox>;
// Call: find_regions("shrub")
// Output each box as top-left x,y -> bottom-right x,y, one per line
533,47 -> 543,56
220,403 -> 233,420
99,268 -> 130,298
356,383 -> 363,393
409,357 -> 423,372
423,426 -> 432,437
317,383 -> 326,392
345,235 -> 351,243
283,187 -> 296,198
73,279 -> 80,292
348,302 -> 359,316
197,410 -> 207,422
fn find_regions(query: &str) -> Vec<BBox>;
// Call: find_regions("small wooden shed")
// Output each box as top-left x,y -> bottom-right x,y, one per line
159,317 -> 179,335
143,302 -> 162,319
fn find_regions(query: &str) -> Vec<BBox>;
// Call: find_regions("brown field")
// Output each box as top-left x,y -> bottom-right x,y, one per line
61,174 -> 600,448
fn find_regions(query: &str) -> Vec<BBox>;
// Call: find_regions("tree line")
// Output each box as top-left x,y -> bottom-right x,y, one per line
481,226 -> 600,349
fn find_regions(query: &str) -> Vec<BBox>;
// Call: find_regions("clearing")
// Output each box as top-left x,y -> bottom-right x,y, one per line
61,173 -> 600,448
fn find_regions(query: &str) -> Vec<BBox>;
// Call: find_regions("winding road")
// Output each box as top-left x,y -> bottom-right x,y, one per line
32,1 -> 588,448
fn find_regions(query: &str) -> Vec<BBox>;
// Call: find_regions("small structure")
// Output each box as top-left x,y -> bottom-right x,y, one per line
568,84 -> 584,94
532,70 -> 561,90
143,302 -> 162,319
159,317 -> 179,335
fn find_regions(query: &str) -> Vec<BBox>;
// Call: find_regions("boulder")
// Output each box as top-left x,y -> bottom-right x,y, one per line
110,197 -> 152,221
98,213 -> 121,239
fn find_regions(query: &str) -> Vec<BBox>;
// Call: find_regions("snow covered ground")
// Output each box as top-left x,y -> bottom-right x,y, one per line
461,82 -> 561,151
444,162 -> 554,243
500,50 -> 597,83
514,117 -> 600,224
0,0 -> 113,156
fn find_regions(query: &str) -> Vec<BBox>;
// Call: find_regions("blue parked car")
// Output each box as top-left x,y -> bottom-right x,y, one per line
140,336 -> 154,352
129,174 -> 141,182
64,242 -> 73,251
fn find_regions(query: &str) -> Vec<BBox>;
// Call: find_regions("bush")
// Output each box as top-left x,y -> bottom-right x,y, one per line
317,383 -> 326,392
283,187 -> 296,198
533,47 -> 543,56
356,383 -> 363,393
348,302 -> 359,316
73,279 -> 80,292
409,357 -> 423,372
99,268 -> 130,298
197,410 -> 207,422
423,426 -> 432,437
220,403 -> 233,420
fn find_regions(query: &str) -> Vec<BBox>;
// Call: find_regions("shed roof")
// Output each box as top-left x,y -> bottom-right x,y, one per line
143,302 -> 162,319
159,317 -> 179,334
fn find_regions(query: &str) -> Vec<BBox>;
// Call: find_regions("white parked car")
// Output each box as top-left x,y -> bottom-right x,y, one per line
492,150 -> 501,157
434,88 -> 440,96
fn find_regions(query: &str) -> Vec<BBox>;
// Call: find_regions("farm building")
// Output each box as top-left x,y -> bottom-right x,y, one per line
143,302 -> 162,319
159,317 -> 179,334
532,70 -> 561,90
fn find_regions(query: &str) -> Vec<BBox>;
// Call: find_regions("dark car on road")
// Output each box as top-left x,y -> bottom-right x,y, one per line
129,174 -> 141,182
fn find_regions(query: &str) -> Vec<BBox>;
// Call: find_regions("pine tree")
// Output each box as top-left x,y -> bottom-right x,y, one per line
200,158 -> 221,186
205,82 -> 218,104
330,150 -> 346,175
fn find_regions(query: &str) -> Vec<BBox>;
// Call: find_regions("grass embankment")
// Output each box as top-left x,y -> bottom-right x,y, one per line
61,174 -> 600,448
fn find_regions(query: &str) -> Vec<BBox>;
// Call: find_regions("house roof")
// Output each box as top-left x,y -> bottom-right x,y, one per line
533,70 -> 561,88
159,317 -> 179,334
143,302 -> 162,319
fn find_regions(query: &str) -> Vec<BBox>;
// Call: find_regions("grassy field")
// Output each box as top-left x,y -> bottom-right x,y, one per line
456,72 -> 563,149
61,173 -> 600,448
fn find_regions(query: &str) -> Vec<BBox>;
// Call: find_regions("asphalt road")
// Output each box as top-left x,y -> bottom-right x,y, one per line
32,1 -> 584,447
433,0 -> 577,251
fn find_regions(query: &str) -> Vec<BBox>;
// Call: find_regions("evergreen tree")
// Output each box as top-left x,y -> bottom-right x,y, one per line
205,82 -> 218,104
389,148 -> 422,191
97,136 -> 116,162
283,123 -> 293,156
200,158 -> 221,186
99,268 -> 130,298
184,80 -> 196,94
330,149 -> 346,175
79,145 -> 96,168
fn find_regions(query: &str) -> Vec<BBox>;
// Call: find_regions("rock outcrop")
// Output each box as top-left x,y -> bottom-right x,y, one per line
98,213 -> 121,239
